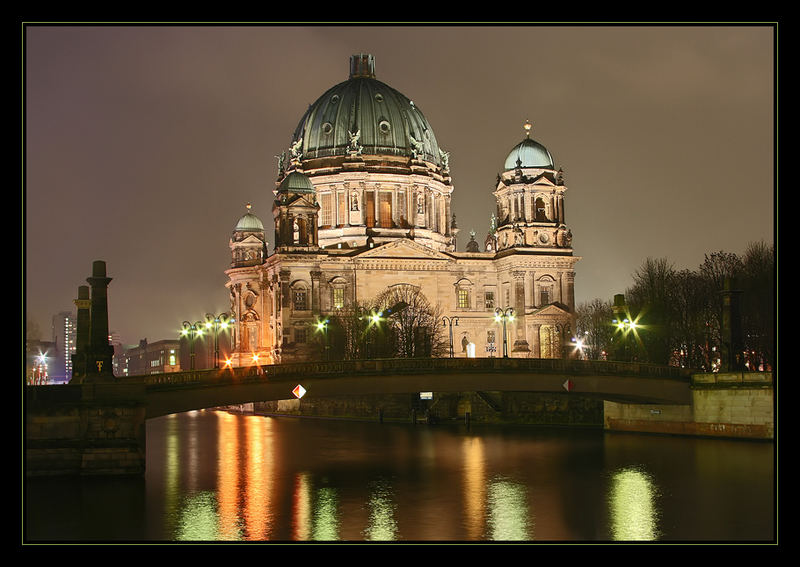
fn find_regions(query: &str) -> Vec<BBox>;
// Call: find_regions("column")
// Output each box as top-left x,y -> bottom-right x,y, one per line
85,261 -> 114,381
70,285 -> 91,383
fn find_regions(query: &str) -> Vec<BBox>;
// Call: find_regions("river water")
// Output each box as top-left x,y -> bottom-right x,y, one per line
25,409 -> 775,544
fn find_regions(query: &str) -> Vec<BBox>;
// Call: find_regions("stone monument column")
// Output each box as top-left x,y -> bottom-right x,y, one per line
85,260 -> 115,381
69,285 -> 91,383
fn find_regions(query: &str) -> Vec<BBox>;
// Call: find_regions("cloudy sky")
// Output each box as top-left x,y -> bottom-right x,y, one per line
24,24 -> 775,346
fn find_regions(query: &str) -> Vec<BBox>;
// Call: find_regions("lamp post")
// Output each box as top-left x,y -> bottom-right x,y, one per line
205,313 -> 232,369
315,318 -> 330,361
494,307 -> 515,358
442,316 -> 459,358
181,321 -> 204,370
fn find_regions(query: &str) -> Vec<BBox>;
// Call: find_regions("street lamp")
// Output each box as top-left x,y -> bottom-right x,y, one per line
205,313 -> 232,369
442,316 -> 459,358
494,307 -> 515,358
181,320 -> 204,370
315,318 -> 330,361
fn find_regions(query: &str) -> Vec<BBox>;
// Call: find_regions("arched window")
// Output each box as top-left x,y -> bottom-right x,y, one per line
291,281 -> 310,312
537,275 -> 556,307
455,278 -> 473,310
535,197 -> 548,221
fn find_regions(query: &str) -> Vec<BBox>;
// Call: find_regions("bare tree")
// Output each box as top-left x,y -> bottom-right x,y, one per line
575,298 -> 614,360
372,284 -> 447,358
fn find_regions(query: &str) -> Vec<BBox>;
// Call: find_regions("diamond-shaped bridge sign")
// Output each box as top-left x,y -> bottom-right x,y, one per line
292,384 -> 306,399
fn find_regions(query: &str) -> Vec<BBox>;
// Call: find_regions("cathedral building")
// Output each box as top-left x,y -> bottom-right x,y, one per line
225,54 -> 580,366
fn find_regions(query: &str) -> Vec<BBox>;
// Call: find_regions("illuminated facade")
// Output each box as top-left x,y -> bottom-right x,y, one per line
225,54 -> 579,366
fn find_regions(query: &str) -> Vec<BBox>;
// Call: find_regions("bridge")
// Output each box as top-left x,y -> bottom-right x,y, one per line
27,356 -> 774,477
137,357 -> 694,419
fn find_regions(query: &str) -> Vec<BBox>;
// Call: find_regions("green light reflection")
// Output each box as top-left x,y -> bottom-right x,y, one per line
363,479 -> 398,541
486,476 -> 531,540
608,467 -> 660,541
311,487 -> 339,541
176,491 -> 220,541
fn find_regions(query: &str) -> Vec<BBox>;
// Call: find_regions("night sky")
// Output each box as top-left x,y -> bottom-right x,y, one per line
24,24 -> 775,347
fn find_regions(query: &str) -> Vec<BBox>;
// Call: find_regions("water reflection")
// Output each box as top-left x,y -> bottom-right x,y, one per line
486,476 -> 531,540
311,486 -> 339,540
608,466 -> 660,541
244,414 -> 273,539
461,436 -> 486,539
217,411 -> 242,539
176,491 -> 218,541
127,412 -> 772,543
291,472 -> 312,540
363,479 -> 398,541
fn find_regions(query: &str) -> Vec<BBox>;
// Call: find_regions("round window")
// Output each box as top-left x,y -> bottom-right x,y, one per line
379,120 -> 391,134
322,122 -> 333,135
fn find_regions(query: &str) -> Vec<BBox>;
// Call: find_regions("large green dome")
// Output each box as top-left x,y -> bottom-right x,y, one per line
291,54 -> 444,167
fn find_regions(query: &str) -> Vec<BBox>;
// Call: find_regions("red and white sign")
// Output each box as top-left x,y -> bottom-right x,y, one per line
562,379 -> 574,392
292,384 -> 306,399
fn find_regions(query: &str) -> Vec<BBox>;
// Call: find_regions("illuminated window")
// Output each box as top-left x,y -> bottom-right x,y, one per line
365,191 -> 376,226
379,192 -> 393,227
337,191 -> 347,226
457,289 -> 470,309
294,290 -> 308,311
320,193 -> 333,227
333,287 -> 345,309
485,291 -> 495,310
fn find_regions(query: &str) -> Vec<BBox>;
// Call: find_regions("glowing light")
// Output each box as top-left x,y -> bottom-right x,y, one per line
223,358 -> 233,368
608,467 -> 660,541
312,487 -> 339,540
487,476 -> 531,540
176,491 -> 220,541
363,479 -> 398,541
252,353 -> 260,364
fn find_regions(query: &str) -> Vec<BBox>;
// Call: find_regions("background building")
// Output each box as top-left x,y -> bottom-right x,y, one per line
50,311 -> 75,383
116,338 -> 181,377
226,54 -> 579,366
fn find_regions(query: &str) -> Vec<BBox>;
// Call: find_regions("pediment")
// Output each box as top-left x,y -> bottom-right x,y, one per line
234,234 -> 266,246
355,238 -> 451,261
533,303 -> 572,317
529,173 -> 556,187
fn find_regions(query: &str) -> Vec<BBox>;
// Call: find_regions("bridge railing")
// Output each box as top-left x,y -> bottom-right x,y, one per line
132,357 -> 693,388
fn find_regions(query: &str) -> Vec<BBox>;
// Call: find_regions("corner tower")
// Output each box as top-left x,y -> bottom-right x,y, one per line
494,120 -> 573,254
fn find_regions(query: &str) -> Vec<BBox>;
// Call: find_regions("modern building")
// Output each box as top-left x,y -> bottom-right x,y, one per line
225,54 -> 579,366
50,311 -> 76,383
116,339 -> 181,377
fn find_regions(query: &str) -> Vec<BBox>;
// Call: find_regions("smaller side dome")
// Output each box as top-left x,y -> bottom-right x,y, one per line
503,120 -> 554,170
277,171 -> 315,194
235,203 -> 264,232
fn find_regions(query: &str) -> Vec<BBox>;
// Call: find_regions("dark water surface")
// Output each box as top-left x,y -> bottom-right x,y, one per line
25,410 -> 775,543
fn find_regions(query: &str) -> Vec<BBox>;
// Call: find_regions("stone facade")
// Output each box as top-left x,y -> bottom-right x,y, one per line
604,372 -> 774,440
225,55 -> 580,368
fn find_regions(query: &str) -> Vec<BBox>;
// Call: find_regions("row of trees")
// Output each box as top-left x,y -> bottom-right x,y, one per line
576,241 -> 775,371
318,284 -> 448,360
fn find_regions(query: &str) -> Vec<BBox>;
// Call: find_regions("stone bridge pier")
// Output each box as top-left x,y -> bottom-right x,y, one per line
26,383 -> 147,476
